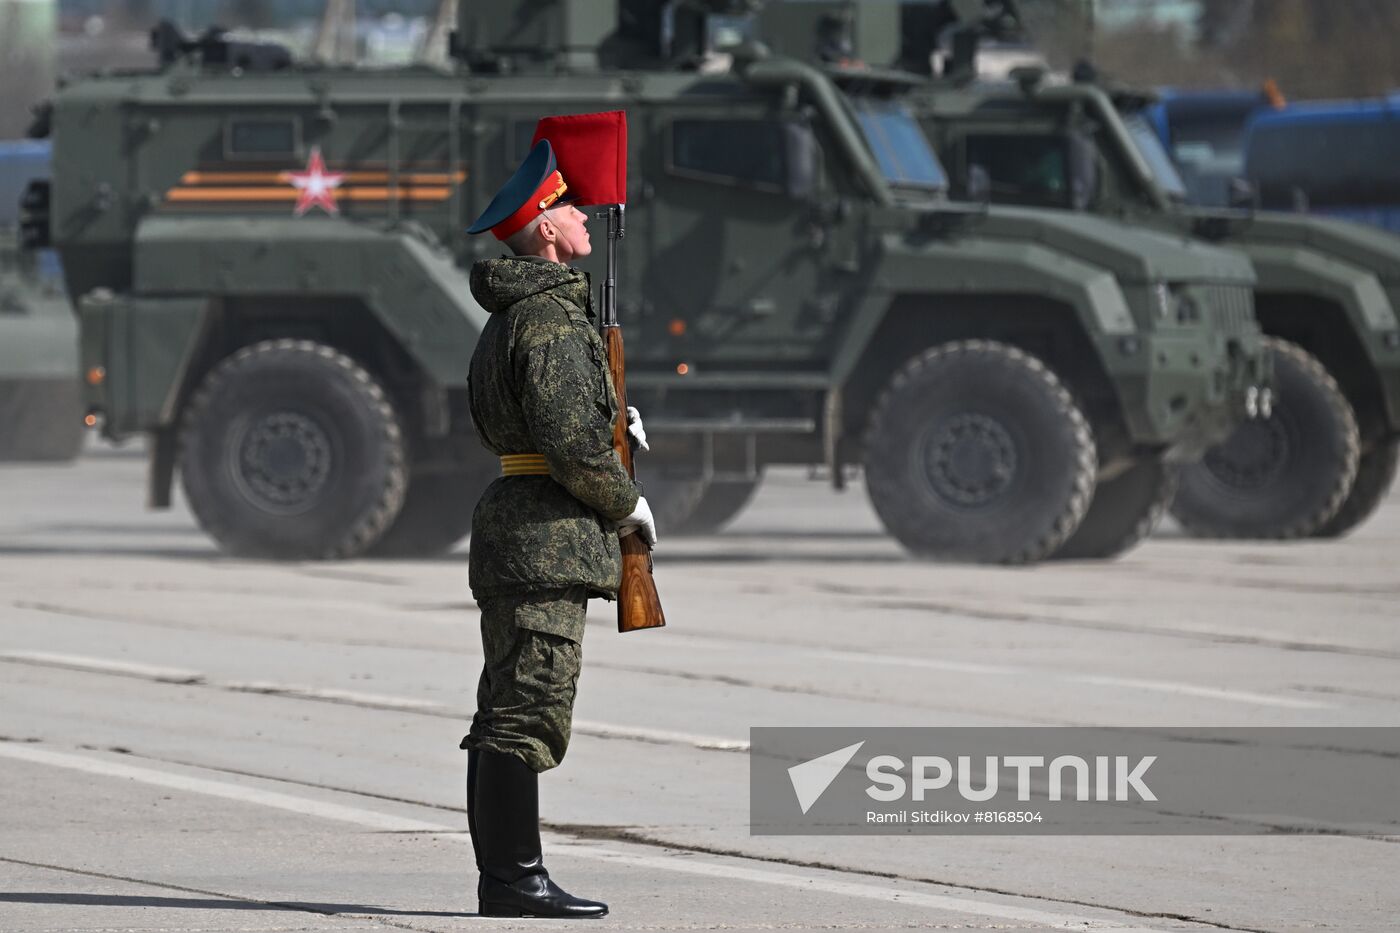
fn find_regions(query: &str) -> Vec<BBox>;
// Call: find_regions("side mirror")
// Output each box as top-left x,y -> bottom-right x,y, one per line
966,163 -> 992,204
1067,133 -> 1099,211
784,122 -> 819,199
1227,177 -> 1258,211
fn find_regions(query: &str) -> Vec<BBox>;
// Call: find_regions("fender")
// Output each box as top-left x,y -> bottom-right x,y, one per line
130,216 -> 488,388
1244,244 -> 1394,331
1237,242 -> 1400,430
831,232 -> 1138,387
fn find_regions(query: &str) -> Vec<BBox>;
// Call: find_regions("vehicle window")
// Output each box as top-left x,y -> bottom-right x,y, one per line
1122,115 -> 1188,198
1248,116 -> 1400,208
669,119 -> 787,191
225,119 -> 299,158
1164,100 -> 1259,162
963,134 -> 1071,207
1169,115 -> 1250,164
850,97 -> 947,189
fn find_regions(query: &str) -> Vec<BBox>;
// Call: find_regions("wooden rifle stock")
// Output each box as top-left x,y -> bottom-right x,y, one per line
601,205 -> 665,633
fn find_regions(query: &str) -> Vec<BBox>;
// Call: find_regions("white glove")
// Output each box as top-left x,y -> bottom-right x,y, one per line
617,495 -> 657,547
626,406 -> 649,452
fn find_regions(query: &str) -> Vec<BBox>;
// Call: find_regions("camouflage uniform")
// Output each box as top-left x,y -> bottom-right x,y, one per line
461,255 -> 640,773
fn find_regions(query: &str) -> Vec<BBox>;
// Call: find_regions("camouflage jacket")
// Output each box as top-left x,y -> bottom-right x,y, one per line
466,255 -> 640,602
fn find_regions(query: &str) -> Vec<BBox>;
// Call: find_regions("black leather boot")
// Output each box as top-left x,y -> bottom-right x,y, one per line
473,749 -> 608,919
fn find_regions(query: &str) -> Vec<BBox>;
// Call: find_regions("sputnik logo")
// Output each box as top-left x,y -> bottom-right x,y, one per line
788,740 -> 864,814
288,146 -> 345,216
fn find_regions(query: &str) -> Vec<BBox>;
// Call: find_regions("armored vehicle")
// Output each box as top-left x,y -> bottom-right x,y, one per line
917,83 -> 1400,539
31,0 -> 1263,563
796,0 -> 1400,539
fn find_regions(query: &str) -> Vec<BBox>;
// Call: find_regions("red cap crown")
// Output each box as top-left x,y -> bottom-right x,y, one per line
532,110 -> 628,207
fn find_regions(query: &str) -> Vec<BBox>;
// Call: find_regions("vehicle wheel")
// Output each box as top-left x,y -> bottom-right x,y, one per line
178,339 -> 407,559
1312,439 -> 1398,539
368,458 -> 497,557
684,477 -> 762,534
1051,458 -> 1179,560
1172,338 -> 1359,539
639,467 -> 763,535
862,340 -> 1097,564
640,472 -> 708,531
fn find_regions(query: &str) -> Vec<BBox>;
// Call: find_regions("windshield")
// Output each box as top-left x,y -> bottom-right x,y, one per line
849,97 -> 949,190
1122,114 -> 1188,198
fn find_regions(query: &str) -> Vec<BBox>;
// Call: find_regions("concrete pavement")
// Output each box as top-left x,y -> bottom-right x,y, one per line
1,442 -> 1397,931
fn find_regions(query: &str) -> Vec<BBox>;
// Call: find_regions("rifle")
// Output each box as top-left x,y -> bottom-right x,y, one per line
600,204 -> 666,633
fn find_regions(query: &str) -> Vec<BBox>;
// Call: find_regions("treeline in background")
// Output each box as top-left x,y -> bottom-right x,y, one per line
1026,0 -> 1400,99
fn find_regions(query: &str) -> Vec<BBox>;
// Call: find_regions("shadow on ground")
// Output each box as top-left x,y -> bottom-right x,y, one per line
0,892 -> 472,917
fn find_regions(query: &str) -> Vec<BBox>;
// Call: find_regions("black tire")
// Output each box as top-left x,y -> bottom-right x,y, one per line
685,478 -> 762,534
1312,439 -> 1398,539
368,458 -> 497,557
1051,458 -> 1180,560
1172,338 -> 1359,539
639,466 -> 763,536
862,340 -> 1097,564
640,472 -> 707,531
178,339 -> 407,559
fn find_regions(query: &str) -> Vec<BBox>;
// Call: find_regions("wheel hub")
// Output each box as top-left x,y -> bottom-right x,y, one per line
233,411 -> 333,513
1202,414 -> 1290,490
920,413 -> 1018,508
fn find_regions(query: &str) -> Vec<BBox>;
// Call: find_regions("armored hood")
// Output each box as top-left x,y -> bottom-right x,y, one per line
469,256 -> 590,315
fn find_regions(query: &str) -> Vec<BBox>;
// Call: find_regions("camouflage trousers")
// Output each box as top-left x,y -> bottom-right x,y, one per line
461,585 -> 587,773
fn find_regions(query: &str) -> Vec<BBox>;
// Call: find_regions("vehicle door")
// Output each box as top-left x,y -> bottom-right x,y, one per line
637,96 -> 828,368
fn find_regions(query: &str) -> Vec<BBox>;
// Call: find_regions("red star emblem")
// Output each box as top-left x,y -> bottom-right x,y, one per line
287,146 -> 345,216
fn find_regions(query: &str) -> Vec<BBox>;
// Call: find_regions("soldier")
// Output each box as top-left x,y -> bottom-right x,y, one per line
460,138 -> 656,919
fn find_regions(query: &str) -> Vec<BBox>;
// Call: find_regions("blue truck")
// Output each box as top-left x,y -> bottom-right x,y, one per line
1244,96 -> 1400,235
1143,88 -> 1269,207
1148,89 -> 1400,235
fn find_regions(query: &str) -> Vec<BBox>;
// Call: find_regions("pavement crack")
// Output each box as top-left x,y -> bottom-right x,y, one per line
1289,683 -> 1400,703
796,586 -> 1400,662
1112,565 -> 1400,600
586,661 -> 1081,724
8,600 -> 457,650
8,745 -> 1293,931
88,739 -> 1400,849
546,825 -> 1269,933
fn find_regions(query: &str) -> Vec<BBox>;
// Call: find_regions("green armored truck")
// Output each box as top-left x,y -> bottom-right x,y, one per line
30,0 -> 1264,563
836,0 -> 1400,538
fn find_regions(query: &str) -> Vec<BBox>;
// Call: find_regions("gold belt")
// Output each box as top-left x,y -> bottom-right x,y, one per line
500,453 -> 550,476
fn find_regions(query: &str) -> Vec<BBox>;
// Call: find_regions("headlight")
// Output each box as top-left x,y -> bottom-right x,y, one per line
1153,283 -> 1172,321
1153,283 -> 1201,324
